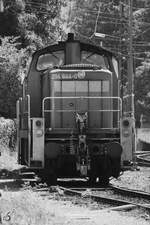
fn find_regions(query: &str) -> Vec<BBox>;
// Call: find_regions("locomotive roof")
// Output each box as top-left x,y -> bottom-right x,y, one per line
33,33 -> 115,58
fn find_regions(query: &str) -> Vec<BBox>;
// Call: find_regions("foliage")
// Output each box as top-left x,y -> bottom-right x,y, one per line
0,0 -> 66,45
0,117 -> 16,150
0,0 -> 150,122
70,0 -> 150,122
133,0 -> 150,120
0,0 -> 67,118
0,37 -> 23,117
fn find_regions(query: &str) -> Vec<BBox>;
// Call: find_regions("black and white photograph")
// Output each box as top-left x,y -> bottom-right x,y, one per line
0,0 -> 150,224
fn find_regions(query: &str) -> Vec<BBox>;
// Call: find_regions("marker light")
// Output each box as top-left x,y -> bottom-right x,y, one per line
36,129 -> 43,137
36,120 -> 42,127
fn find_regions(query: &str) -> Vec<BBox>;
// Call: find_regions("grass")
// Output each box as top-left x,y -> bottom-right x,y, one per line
0,117 -> 20,171
0,144 -> 20,171
0,118 -> 66,225
0,117 -> 64,224
0,190 -> 66,225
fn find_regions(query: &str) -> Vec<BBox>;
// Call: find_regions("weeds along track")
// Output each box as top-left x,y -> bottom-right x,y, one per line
0,168 -> 150,213
31,178 -> 150,214
11,170 -> 150,212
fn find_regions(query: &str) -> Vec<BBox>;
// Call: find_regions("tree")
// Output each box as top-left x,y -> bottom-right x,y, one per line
0,0 -> 67,118
0,0 -> 67,45
1,0 -> 150,121
133,0 -> 150,121
70,0 -> 150,123
0,37 -> 23,117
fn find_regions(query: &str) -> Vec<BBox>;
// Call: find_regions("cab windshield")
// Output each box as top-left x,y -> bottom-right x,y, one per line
81,51 -> 109,68
36,51 -> 64,71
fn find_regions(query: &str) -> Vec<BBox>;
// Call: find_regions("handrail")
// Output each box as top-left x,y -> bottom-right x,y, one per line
16,98 -> 21,163
26,95 -> 31,166
42,96 -> 122,129
43,109 -> 121,112
42,96 -> 122,114
123,94 -> 134,116
17,95 -> 31,166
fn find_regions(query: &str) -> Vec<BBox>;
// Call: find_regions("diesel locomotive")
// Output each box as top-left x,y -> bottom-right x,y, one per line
16,33 -> 135,185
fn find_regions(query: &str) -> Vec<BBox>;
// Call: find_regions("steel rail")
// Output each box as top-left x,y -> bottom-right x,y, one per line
58,186 -> 150,211
136,154 -> 150,163
110,184 -> 150,200
58,186 -> 150,210
59,186 -> 131,205
136,153 -> 150,167
69,187 -> 112,191
135,151 -> 150,155
137,161 -> 150,167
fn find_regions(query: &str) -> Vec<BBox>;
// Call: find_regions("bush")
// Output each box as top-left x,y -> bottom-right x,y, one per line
0,117 -> 17,150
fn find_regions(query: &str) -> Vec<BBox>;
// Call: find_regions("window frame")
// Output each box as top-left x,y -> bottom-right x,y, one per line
36,50 -> 65,71
81,51 -> 109,69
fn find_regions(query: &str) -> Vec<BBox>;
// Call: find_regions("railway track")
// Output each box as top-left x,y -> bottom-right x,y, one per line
136,152 -> 150,167
55,184 -> 150,211
31,178 -> 150,213
11,169 -> 150,212
1,167 -> 150,213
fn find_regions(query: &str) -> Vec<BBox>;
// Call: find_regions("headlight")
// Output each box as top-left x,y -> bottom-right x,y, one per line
36,129 -> 43,137
123,130 -> 130,137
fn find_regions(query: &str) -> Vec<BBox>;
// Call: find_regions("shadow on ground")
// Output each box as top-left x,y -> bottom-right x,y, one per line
0,167 -> 28,191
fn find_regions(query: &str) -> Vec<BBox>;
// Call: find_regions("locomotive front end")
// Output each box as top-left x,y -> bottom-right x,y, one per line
43,67 -> 122,184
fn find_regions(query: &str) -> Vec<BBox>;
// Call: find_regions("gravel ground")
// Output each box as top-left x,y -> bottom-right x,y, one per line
0,145 -> 150,225
0,166 -> 150,225
110,166 -> 150,193
0,189 -> 150,225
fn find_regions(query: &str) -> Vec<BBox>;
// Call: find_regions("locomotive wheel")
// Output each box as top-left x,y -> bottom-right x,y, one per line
42,169 -> 57,185
42,159 -> 57,185
99,176 -> 109,186
47,171 -> 57,185
88,176 -> 97,185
